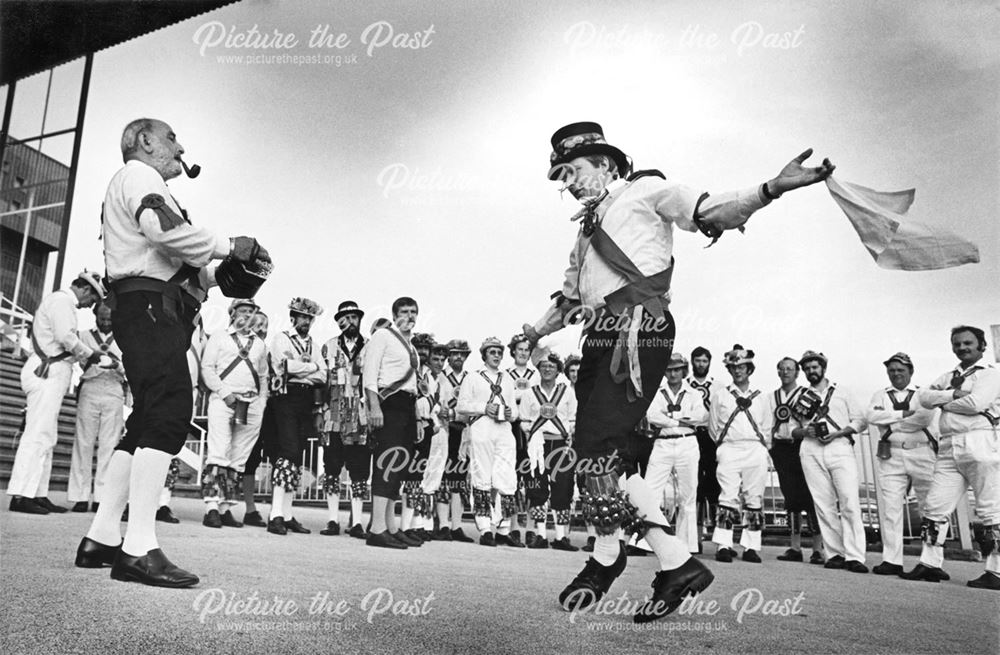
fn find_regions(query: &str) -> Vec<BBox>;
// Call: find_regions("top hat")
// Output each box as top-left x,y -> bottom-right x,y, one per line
334,300 -> 364,321
547,121 -> 630,181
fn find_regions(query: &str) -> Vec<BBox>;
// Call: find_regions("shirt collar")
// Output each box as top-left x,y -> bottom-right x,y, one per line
605,177 -> 627,194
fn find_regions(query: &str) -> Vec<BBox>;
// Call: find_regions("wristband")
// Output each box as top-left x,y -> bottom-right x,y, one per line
762,182 -> 782,200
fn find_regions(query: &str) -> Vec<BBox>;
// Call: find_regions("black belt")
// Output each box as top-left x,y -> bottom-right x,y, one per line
655,432 -> 695,440
109,277 -> 200,309
287,382 -> 320,389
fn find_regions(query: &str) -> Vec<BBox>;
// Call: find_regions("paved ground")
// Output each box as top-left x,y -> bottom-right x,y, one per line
1,495 -> 998,655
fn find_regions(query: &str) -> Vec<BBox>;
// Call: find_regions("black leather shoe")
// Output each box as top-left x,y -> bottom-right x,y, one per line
202,510 -> 223,529
435,527 -> 452,541
967,572 -> 1000,590
939,569 -> 951,581
9,496 -> 49,515
243,510 -> 267,528
845,560 -> 869,573
742,549 -> 762,563
404,528 -> 425,543
267,517 -> 288,535
110,548 -> 199,588
873,562 -> 903,576
75,537 -> 121,568
72,501 -> 90,513
320,521 -> 341,536
367,530 -> 407,549
285,518 -> 311,534
582,536 -> 595,553
634,557 -> 715,624
715,547 -> 733,563
349,524 -> 367,539
393,530 -> 422,547
34,497 -> 68,513
824,555 -> 846,569
527,534 -> 549,549
900,563 -> 946,582
90,502 -> 100,513
417,528 -> 434,542
479,532 -> 496,547
809,551 -> 825,565
552,537 -> 579,552
220,510 -> 243,528
559,542 -> 627,611
497,532 -> 526,548
777,548 -> 803,562
155,506 -> 179,524
451,528 -> 475,543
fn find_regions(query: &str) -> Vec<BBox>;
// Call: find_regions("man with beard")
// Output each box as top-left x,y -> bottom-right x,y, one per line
362,297 -> 423,549
644,353 -> 706,554
866,352 -> 940,576
766,357 -> 824,564
75,118 -> 271,587
709,346 -> 773,563
267,297 -> 326,536
319,301 -> 370,538
69,302 -> 127,513
687,346 -> 723,542
522,353 -> 578,550
905,326 -> 1000,590
436,339 -> 475,542
199,298 -> 268,529
793,351 -> 868,573
522,121 -> 833,621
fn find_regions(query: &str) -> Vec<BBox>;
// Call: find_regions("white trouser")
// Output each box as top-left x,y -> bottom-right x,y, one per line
645,436 -> 700,552
919,429 -> 1000,573
800,438 -> 866,562
875,441 -> 935,565
468,419 -> 517,495
68,377 -> 125,502
421,427 -> 448,494
7,357 -> 72,498
205,394 -> 265,472
713,440 -> 769,550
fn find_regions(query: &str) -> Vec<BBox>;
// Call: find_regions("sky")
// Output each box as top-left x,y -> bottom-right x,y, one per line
4,0 -> 999,401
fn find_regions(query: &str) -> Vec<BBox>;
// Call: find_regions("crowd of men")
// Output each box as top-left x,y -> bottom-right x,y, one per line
9,280 -> 1000,591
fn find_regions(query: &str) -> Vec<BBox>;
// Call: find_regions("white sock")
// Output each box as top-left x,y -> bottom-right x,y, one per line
401,500 -> 415,531
554,524 -> 566,541
741,528 -> 762,551
536,521 -> 548,535
158,487 -> 171,507
437,503 -> 449,529
713,527 -> 735,549
985,553 -> 1000,576
121,448 -> 172,556
282,490 -> 293,519
626,474 -> 690,570
271,486 -> 286,519
475,515 -> 491,533
450,495 -> 464,530
352,497 -> 364,526
219,502 -> 231,514
424,515 -> 435,531
593,534 -> 621,566
586,525 -> 596,538
86,450 -> 132,546
327,493 -> 340,522
205,500 -> 219,513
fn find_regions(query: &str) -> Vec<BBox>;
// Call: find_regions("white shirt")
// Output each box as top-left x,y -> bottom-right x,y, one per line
867,385 -> 939,443
31,289 -> 92,361
416,365 -> 443,430
709,384 -> 774,447
103,160 -> 226,285
764,386 -> 806,441
520,381 -> 576,438
534,177 -> 768,333
438,366 -> 468,422
686,375 -> 724,413
804,380 -> 866,435
272,331 -> 327,386
457,368 -> 519,423
201,327 -> 268,398
646,382 -> 707,437
506,365 -> 538,406
78,329 -> 124,384
362,326 -> 418,396
919,362 -> 1000,436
